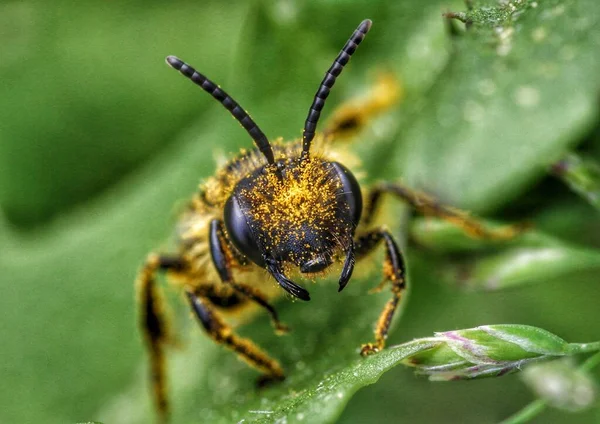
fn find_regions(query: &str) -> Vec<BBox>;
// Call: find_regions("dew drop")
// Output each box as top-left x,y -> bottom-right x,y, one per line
560,46 -> 576,61
273,0 -> 297,23
463,100 -> 485,123
552,5 -> 566,16
532,27 -> 547,42
514,86 -> 540,108
478,79 -> 496,96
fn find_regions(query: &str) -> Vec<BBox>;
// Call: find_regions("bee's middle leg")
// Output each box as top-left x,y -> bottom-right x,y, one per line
364,182 -> 528,240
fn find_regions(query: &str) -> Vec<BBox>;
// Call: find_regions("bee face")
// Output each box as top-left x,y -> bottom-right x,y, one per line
224,157 -> 363,276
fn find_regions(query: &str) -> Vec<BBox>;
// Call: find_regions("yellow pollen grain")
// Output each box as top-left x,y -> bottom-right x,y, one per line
245,158 -> 342,250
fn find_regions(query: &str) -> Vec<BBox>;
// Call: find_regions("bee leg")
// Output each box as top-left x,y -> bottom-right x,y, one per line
322,73 -> 401,142
193,284 -> 246,309
209,219 -> 289,334
186,290 -> 285,383
136,253 -> 186,422
364,182 -> 528,240
219,280 -> 290,334
353,228 -> 406,356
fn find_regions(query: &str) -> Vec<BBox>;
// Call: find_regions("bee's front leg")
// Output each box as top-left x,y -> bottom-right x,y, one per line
186,290 -> 285,384
353,228 -> 407,356
209,219 -> 289,334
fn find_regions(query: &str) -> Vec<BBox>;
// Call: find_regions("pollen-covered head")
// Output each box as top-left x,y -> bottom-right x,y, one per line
224,157 -> 362,275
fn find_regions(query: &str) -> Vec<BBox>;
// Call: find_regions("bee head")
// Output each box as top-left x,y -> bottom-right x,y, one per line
167,20 -> 373,300
224,158 -> 362,300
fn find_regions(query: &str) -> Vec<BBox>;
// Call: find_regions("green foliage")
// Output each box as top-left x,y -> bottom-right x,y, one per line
1,0 -> 600,423
552,152 -> 600,210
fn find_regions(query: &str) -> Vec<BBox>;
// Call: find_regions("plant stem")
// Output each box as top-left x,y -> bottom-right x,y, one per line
568,341 -> 600,354
500,350 -> 600,424
500,399 -> 546,424
581,351 -> 600,371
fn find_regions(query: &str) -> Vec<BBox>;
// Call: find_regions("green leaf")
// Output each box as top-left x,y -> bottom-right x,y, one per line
3,1 -> 600,424
446,243 -> 600,290
396,0 -> 600,213
410,219 -> 600,290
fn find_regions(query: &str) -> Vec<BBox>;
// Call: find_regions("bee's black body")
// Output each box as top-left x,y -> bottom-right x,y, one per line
137,18 -> 523,422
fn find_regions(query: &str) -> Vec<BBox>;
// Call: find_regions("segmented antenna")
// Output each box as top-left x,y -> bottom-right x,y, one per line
166,56 -> 275,165
301,19 -> 372,157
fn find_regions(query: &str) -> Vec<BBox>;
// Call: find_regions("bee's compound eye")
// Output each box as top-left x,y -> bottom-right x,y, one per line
224,195 -> 265,267
331,162 -> 363,226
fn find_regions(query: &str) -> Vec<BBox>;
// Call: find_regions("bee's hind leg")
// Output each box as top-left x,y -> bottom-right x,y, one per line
137,253 -> 186,422
322,73 -> 402,142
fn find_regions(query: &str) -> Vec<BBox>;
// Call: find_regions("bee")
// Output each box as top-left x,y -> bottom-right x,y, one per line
137,19 -> 524,421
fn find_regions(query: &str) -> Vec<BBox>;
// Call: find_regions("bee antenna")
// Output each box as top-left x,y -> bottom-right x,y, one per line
301,19 -> 372,158
166,56 -> 275,165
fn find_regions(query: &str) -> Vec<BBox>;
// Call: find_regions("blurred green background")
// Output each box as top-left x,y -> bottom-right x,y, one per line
1,0 -> 600,423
